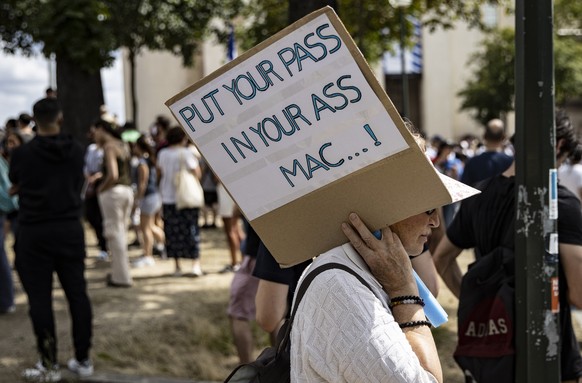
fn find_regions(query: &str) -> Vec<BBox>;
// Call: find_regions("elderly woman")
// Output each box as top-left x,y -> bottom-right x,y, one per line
288,131 -> 470,383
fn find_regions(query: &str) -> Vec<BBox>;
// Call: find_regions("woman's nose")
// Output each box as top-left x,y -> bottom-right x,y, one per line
429,212 -> 440,228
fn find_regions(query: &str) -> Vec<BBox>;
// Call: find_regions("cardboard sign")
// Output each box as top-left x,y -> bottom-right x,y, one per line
166,7 -> 478,267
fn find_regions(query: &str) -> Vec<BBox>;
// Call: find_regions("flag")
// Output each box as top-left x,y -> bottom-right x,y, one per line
382,17 -> 422,75
227,24 -> 237,61
410,17 -> 422,74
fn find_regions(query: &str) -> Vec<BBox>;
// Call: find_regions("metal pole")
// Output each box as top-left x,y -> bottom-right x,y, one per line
514,0 -> 560,382
49,53 -> 57,89
399,8 -> 409,118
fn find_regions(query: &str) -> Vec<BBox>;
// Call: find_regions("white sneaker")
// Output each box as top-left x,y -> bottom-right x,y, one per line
67,358 -> 94,377
22,361 -> 61,382
218,264 -> 241,273
191,264 -> 204,277
97,251 -> 109,261
131,256 -> 156,268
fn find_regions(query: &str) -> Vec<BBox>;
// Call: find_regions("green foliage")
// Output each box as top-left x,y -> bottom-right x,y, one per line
1,0 -> 514,70
554,0 -> 582,31
236,0 -> 511,63
0,0 -> 116,72
0,0 -> 243,70
238,0 -> 288,52
554,37 -> 582,103
458,27 -> 582,125
103,0 -> 243,67
554,0 -> 582,103
458,28 -> 515,125
0,0 -> 244,127
0,1 -> 40,54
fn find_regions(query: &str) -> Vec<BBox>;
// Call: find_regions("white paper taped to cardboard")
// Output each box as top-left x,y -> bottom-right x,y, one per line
167,13 -> 408,221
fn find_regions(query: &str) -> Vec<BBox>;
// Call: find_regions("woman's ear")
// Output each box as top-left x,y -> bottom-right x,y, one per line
556,137 -> 565,152
555,138 -> 569,167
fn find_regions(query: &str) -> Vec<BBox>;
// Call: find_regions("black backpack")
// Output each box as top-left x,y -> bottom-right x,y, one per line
453,177 -> 516,383
223,262 -> 373,383
454,246 -> 515,383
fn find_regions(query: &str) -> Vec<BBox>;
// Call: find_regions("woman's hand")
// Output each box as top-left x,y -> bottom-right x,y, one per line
341,212 -> 418,297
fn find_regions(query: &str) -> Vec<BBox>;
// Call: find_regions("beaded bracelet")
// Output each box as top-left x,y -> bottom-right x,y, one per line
398,320 -> 432,329
389,295 -> 425,309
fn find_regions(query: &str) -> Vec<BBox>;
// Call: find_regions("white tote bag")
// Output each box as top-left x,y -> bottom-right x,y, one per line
174,151 -> 204,210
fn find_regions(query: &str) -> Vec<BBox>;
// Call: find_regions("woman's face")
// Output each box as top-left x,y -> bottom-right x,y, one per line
131,143 -> 141,156
390,210 -> 440,256
92,126 -> 105,145
6,134 -> 21,151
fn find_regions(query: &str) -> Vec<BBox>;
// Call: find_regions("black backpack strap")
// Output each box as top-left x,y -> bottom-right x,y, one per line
277,262 -> 375,354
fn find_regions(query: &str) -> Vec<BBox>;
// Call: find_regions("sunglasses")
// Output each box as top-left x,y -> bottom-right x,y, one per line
425,209 -> 436,216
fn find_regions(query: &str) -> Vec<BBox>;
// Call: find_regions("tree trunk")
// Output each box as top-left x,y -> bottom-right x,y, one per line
355,0 -> 367,57
288,0 -> 338,23
129,49 -> 138,124
56,55 -> 104,146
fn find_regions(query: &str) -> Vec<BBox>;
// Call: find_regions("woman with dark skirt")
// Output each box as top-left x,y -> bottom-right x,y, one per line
157,127 -> 203,276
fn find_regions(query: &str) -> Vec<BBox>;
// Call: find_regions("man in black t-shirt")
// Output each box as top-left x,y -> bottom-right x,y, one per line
434,111 -> 582,382
556,185 -> 582,381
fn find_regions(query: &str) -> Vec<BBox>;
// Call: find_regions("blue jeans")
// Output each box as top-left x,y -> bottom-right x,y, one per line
0,215 -> 14,311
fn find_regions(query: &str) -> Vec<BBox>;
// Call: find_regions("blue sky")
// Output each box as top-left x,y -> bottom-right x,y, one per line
0,51 -> 125,127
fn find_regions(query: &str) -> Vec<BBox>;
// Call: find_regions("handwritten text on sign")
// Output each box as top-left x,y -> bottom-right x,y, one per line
168,14 -> 408,221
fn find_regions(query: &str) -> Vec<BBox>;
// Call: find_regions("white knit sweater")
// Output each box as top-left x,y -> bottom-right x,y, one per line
290,244 -> 438,383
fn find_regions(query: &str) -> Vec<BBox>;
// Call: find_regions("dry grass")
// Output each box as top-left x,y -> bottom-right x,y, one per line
0,223 -> 271,382
7,222 -> 578,382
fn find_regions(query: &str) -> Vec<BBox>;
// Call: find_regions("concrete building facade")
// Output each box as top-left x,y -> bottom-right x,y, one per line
123,7 -> 516,142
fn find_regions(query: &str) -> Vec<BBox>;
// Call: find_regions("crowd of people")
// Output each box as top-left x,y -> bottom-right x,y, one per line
433,111 -> 582,383
82,112 -> 240,282
1,92 -> 581,383
0,93 -> 244,381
